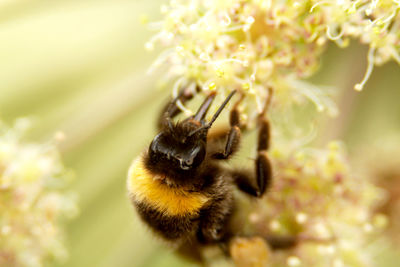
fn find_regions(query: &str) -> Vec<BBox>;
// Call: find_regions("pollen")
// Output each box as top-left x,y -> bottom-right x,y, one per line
214,65 -> 225,78
208,82 -> 217,91
242,82 -> 250,91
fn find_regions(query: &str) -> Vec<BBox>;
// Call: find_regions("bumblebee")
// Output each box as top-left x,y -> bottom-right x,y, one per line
127,86 -> 276,259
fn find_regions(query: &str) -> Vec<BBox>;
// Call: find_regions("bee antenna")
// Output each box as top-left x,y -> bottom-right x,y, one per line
189,90 -> 236,136
262,87 -> 273,114
208,90 -> 236,126
193,91 -> 217,121
165,87 -> 187,117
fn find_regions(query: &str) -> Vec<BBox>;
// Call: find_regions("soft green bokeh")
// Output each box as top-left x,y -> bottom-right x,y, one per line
0,1 -> 399,267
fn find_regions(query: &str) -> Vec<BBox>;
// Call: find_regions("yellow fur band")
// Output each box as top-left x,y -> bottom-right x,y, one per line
127,157 -> 209,217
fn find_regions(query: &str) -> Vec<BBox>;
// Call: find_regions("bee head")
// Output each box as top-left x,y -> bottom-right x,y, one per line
148,90 -> 236,171
148,129 -> 206,170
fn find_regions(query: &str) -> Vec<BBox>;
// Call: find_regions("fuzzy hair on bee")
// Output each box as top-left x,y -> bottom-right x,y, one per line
127,86 -> 282,261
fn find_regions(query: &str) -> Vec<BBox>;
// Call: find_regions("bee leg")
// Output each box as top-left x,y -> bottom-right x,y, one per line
211,126 -> 241,160
211,94 -> 244,159
198,209 -> 230,244
253,112 -> 272,197
197,193 -> 234,244
231,170 -> 260,197
232,89 -> 273,197
231,153 -> 272,198
157,84 -> 199,130
265,235 -> 298,250
265,234 -> 335,250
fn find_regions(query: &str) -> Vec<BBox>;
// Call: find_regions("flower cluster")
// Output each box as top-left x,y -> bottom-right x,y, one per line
355,136 -> 400,246
240,142 -> 386,267
0,119 -> 77,267
146,0 -> 399,127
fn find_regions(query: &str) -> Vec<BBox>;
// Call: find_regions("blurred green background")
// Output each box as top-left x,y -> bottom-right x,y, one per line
0,1 -> 399,267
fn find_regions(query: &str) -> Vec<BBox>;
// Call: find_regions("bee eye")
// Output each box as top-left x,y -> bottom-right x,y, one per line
149,133 -> 166,161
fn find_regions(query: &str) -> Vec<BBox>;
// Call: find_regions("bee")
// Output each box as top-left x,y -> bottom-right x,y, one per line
127,86 -> 279,260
